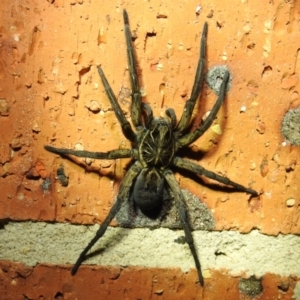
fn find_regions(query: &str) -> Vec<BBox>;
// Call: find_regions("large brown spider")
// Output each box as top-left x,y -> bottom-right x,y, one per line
45,10 -> 258,286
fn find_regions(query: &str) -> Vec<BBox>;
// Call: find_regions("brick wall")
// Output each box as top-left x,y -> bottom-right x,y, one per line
0,0 -> 299,299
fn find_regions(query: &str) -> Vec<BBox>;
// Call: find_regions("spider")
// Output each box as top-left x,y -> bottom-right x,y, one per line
45,9 -> 258,286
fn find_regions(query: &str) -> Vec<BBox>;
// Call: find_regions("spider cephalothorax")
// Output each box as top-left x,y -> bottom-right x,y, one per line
45,9 -> 258,286
138,118 -> 175,167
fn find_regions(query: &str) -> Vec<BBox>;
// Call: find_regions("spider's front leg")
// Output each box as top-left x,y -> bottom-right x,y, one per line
163,169 -> 204,286
71,161 -> 143,275
123,9 -> 143,129
176,22 -> 207,133
176,71 -> 230,149
97,66 -> 136,142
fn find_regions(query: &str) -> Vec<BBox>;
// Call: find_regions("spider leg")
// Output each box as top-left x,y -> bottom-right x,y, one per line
176,23 -> 207,133
176,71 -> 229,150
97,67 -> 136,142
163,169 -> 204,286
71,161 -> 143,275
123,9 -> 143,129
165,108 -> 177,128
142,103 -> 153,127
173,156 -> 258,196
44,145 -> 133,160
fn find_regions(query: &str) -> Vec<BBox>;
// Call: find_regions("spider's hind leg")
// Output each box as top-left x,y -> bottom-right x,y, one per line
173,156 -> 258,196
71,161 -> 143,275
163,169 -> 204,286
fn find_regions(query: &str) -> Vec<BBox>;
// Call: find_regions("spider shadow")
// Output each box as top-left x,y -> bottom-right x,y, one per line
80,226 -> 130,262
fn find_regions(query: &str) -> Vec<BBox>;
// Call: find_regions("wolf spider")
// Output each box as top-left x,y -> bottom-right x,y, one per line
45,9 -> 258,286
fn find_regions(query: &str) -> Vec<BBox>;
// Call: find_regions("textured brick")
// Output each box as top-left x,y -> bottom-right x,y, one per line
0,0 -> 299,298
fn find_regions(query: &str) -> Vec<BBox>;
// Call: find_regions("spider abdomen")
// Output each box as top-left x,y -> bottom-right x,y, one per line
133,168 -> 164,211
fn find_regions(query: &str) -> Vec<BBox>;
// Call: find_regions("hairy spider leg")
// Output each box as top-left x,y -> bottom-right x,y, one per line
176,71 -> 230,149
142,103 -> 154,127
44,145 -> 132,160
176,23 -> 207,133
71,161 -> 143,275
97,66 -> 136,142
163,169 -> 204,286
165,108 -> 177,128
173,157 -> 258,196
123,9 -> 143,129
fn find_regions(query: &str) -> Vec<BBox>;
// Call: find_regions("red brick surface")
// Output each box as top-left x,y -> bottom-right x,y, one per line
0,261 -> 297,300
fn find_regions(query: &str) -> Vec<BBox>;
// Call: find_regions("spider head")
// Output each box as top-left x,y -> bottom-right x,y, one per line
139,118 -> 175,167
148,117 -> 172,141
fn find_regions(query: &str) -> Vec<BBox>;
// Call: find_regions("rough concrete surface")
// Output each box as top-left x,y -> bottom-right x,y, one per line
295,283 -> 300,300
0,222 -> 299,279
116,189 -> 215,230
281,106 -> 300,145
